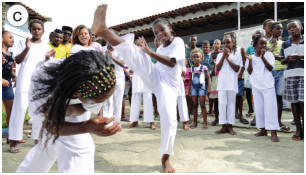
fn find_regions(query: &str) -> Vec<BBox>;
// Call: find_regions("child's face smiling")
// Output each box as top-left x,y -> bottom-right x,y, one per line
287,22 -> 302,37
2,32 -> 14,48
30,23 -> 44,39
223,38 -> 233,51
153,23 -> 173,46
255,37 -> 267,52
52,33 -> 63,46
192,52 -> 202,65
78,28 -> 90,46
201,44 -> 210,54
271,24 -> 283,37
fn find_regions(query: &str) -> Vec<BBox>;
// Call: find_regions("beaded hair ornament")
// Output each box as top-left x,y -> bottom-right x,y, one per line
78,65 -> 116,98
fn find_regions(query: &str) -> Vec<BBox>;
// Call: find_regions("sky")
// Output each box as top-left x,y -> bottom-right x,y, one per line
21,0 -> 206,42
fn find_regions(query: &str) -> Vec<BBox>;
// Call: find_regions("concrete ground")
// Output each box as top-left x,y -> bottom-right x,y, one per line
2,100 -> 304,173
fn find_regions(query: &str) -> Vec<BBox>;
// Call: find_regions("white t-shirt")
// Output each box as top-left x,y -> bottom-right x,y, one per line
102,46 -> 125,86
216,52 -> 243,93
70,44 -> 95,55
245,52 -> 275,90
155,37 -> 185,94
12,40 -> 51,93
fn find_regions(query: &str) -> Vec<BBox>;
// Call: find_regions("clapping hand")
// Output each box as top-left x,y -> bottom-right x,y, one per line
45,49 -> 56,60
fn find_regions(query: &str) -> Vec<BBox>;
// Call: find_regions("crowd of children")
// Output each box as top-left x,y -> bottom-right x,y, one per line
1,3 -> 304,173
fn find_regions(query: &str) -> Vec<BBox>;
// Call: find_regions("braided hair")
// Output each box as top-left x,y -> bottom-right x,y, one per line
270,22 -> 282,30
223,32 -> 237,54
28,19 -> 44,30
252,33 -> 266,48
152,18 -> 176,36
32,50 -> 116,147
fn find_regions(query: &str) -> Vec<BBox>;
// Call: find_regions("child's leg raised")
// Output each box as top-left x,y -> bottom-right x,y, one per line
200,95 -> 208,130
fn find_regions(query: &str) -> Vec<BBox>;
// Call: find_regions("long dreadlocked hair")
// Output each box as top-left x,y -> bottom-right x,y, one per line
152,18 -> 176,36
223,32 -> 237,54
32,50 -> 116,148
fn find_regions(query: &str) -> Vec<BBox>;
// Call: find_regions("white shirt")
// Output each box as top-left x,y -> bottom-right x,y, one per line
245,52 -> 275,90
102,46 -> 125,86
156,37 -> 185,94
216,52 -> 243,93
12,40 -> 51,93
70,44 -> 95,55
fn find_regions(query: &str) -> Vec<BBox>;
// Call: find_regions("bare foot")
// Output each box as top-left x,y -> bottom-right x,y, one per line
118,125 -> 123,131
227,125 -> 237,135
127,122 -> 138,128
254,129 -> 268,137
271,130 -> 279,142
150,122 -> 157,130
161,154 -> 175,173
183,122 -> 190,131
91,4 -> 108,37
215,125 -> 228,134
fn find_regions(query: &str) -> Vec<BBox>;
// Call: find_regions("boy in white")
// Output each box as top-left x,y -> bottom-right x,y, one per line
9,35 -> 53,151
215,34 -> 243,135
242,35 -> 280,142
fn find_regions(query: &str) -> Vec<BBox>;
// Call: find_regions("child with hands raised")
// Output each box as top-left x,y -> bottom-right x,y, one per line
242,33 -> 280,142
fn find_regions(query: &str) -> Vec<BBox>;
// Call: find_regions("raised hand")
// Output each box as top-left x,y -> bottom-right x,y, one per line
99,50 -> 105,54
105,50 -> 113,57
139,36 -> 151,54
260,49 -> 266,58
223,48 -> 230,58
25,37 -> 31,49
86,116 -> 120,137
45,49 -> 56,60
241,47 -> 252,60
213,59 -> 217,65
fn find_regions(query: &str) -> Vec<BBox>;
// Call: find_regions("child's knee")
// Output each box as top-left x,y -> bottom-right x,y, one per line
200,103 -> 206,109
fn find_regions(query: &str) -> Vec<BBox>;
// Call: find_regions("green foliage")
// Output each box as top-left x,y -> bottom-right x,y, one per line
2,102 -> 31,128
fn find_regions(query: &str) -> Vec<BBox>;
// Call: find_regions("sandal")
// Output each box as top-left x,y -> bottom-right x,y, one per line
292,135 -> 302,141
10,146 -> 20,153
211,119 -> 218,126
120,118 -> 130,122
250,119 -> 256,126
190,124 -> 197,129
280,125 -> 292,133
245,112 -> 254,117
17,139 -> 26,143
240,118 -> 249,124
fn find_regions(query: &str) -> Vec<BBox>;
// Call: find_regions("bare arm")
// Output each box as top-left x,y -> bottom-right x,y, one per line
247,59 -> 253,74
241,47 -> 253,74
205,69 -> 211,95
225,56 -> 240,72
15,37 -> 31,64
188,71 -> 192,93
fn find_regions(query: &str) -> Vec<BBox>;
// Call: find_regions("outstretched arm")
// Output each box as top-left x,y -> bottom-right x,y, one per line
91,4 -> 176,68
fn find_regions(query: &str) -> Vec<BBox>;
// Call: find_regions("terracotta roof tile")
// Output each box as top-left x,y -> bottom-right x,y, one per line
5,2 -> 48,22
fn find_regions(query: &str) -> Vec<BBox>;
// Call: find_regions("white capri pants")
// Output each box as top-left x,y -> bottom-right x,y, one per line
218,90 -> 236,125
130,92 -> 154,122
103,84 -> 125,126
177,96 -> 189,122
113,37 -> 178,156
16,131 -> 95,173
252,87 -> 280,130
9,92 -> 29,141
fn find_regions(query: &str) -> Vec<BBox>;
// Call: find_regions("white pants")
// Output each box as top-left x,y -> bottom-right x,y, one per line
113,39 -> 177,156
103,84 -> 125,126
252,87 -> 280,130
130,92 -> 154,122
9,92 -> 28,140
16,131 -> 95,173
177,96 -> 189,122
218,90 -> 236,125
